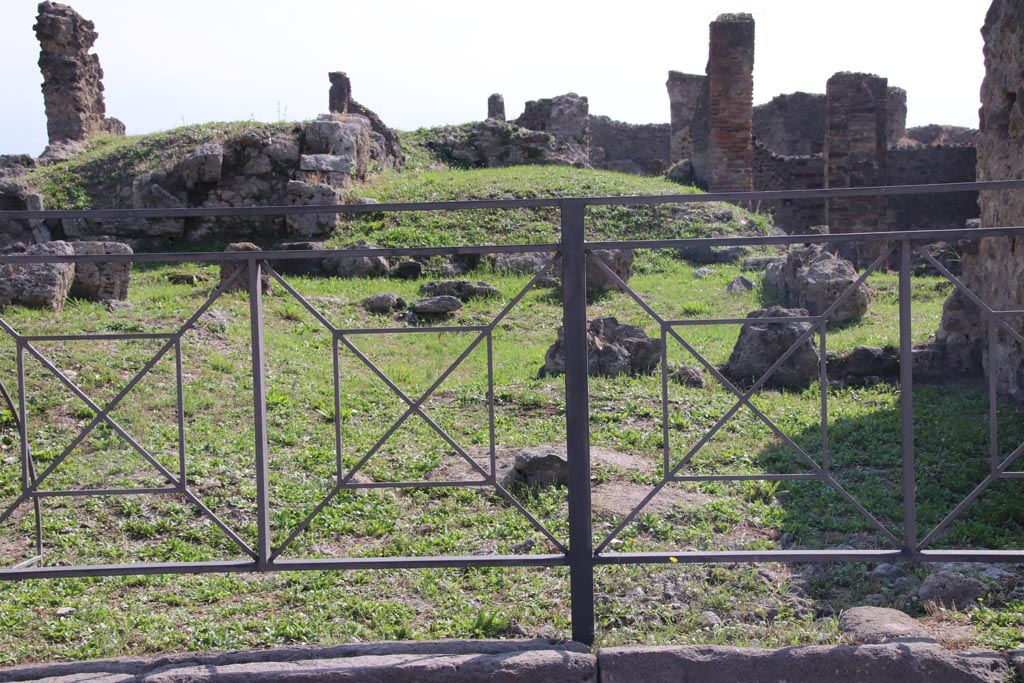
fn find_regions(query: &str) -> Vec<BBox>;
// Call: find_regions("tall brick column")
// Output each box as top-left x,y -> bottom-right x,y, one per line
706,13 -> 755,193
824,72 -> 889,264
666,71 -> 706,164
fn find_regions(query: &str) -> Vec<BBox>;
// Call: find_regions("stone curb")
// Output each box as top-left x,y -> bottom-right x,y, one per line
2,640 -> 1019,683
598,642 -> 1013,683
0,640 -> 591,683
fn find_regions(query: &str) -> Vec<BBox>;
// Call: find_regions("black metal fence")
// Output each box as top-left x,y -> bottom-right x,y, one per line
0,180 -> 1022,644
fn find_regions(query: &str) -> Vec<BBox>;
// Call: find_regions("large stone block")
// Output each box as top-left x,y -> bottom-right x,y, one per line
69,240 -> 132,301
0,241 -> 75,312
285,180 -> 339,238
181,143 -> 223,189
724,306 -> 820,388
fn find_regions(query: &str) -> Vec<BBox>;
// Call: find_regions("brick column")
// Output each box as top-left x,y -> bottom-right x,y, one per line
825,72 -> 889,263
666,71 -> 706,164
706,13 -> 755,193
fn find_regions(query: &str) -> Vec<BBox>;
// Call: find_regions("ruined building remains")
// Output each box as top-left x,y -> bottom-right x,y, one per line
661,14 -> 978,242
328,71 -> 403,169
34,2 -> 123,149
939,0 -> 1024,396
487,94 -> 505,121
824,72 -> 890,263
704,13 -> 755,193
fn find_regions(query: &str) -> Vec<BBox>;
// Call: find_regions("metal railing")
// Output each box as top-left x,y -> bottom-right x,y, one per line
0,179 -> 1022,644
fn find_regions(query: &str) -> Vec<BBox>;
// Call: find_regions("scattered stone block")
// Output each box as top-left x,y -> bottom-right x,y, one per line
726,275 -> 753,293
764,244 -> 869,324
411,295 -> 462,315
723,306 -> 819,388
391,260 -> 423,280
362,292 -> 405,314
839,606 -> 929,644
671,364 -> 706,388
0,241 -> 75,312
917,571 -> 987,610
219,242 -> 271,295
326,239 -> 390,278
513,447 -> 569,487
69,240 -> 132,302
541,316 -> 662,378
419,280 -> 500,301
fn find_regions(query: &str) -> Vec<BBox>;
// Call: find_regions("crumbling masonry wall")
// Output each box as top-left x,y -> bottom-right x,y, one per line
939,0 -> 1024,395
752,92 -> 826,157
34,1 -> 123,145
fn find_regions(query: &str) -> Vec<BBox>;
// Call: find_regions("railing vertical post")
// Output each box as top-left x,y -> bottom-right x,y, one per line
899,239 -> 916,554
248,257 -> 272,567
561,199 -> 595,645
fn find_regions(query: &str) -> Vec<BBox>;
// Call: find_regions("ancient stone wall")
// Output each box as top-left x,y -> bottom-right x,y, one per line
706,14 -> 755,192
34,2 -> 123,146
752,143 -> 825,230
886,87 -> 908,148
589,117 -> 670,175
904,125 -> 979,147
689,80 -> 712,187
326,71 -> 403,170
886,146 -> 978,230
824,72 -> 889,262
515,93 -> 590,146
752,93 -> 826,157
939,0 -> 1024,395
666,72 -> 706,164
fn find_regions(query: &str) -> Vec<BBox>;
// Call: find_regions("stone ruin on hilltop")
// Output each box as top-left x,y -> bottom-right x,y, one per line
34,1 -> 125,159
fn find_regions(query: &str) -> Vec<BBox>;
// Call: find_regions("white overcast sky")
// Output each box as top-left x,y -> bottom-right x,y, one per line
0,0 -> 991,157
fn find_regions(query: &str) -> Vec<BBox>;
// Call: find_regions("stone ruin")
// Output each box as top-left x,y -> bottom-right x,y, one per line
453,12 -> 977,247
34,2 -> 124,158
328,71 -> 404,170
660,15 -> 979,246
937,0 -> 1024,399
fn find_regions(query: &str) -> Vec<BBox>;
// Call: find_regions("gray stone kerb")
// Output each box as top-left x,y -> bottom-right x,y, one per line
0,640 -> 1017,683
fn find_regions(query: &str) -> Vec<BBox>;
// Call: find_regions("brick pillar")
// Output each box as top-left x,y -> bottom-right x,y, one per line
706,13 -> 755,193
487,93 -> 505,121
666,71 -> 706,164
825,72 -> 889,264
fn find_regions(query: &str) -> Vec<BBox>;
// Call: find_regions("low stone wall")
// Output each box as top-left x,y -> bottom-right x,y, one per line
589,116 -> 670,175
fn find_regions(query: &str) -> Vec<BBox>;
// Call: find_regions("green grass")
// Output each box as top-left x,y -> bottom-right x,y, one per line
337,162 -> 767,247
0,253 -> 1020,663
0,122 -> 1021,663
